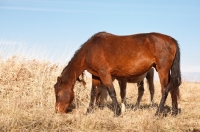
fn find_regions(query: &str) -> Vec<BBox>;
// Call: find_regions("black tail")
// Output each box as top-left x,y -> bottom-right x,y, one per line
170,39 -> 182,98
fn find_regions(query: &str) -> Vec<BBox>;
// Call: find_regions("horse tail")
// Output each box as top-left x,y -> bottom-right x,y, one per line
170,38 -> 182,98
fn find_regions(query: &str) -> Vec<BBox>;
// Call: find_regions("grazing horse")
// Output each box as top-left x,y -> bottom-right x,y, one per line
54,32 -> 181,116
89,68 -> 154,112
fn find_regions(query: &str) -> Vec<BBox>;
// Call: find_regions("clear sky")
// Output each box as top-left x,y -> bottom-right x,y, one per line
0,0 -> 200,74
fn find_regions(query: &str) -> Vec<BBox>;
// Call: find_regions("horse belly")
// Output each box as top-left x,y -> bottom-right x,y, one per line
126,73 -> 147,83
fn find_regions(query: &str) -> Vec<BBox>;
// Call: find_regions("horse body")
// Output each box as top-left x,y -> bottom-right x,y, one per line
54,32 -> 181,116
85,33 -> 155,78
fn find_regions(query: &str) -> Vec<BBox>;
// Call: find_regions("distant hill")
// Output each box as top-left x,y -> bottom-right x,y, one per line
181,72 -> 200,82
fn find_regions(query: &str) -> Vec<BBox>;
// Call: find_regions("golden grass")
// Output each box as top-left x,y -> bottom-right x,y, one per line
0,56 -> 200,132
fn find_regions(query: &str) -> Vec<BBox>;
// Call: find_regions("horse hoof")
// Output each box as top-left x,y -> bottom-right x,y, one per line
171,111 -> 178,116
155,111 -> 167,117
133,106 -> 139,111
86,107 -> 93,114
99,105 -> 104,110
155,110 -> 160,116
115,107 -> 121,116
154,112 -> 162,117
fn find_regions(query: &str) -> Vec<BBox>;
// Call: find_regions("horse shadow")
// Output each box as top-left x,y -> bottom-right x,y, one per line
67,101 -> 181,117
104,102 -> 181,117
105,102 -> 158,111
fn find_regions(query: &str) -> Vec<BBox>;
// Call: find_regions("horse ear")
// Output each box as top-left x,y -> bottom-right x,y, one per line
57,76 -> 62,84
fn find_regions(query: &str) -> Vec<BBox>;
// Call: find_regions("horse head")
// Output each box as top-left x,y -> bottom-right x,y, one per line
54,76 -> 74,113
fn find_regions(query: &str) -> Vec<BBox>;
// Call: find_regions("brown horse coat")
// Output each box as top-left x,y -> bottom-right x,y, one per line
54,32 -> 181,116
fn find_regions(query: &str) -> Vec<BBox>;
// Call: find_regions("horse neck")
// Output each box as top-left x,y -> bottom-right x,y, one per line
61,51 -> 86,85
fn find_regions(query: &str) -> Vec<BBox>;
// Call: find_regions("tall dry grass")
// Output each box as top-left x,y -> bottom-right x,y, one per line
0,56 -> 200,132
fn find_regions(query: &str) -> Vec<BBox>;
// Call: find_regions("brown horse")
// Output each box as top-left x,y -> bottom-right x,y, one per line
89,68 -> 154,112
54,32 -> 181,116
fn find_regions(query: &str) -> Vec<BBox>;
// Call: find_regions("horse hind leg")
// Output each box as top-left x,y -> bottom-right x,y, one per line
149,85 -> 155,107
135,81 -> 144,110
155,69 -> 171,116
146,68 -> 155,107
118,79 -> 127,113
170,84 -> 179,115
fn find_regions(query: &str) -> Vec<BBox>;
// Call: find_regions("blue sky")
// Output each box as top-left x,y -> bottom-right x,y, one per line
0,0 -> 200,75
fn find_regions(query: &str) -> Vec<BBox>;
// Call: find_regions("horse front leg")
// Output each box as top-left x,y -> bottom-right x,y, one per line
106,85 -> 121,116
98,85 -> 108,109
98,70 -> 121,116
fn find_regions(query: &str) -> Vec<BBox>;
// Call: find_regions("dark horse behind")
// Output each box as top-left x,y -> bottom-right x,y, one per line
54,32 -> 181,116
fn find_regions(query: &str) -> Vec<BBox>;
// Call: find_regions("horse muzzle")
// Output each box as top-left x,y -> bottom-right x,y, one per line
55,103 -> 68,113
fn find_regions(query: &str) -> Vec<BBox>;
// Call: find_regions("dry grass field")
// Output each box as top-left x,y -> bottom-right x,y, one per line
0,56 -> 200,132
